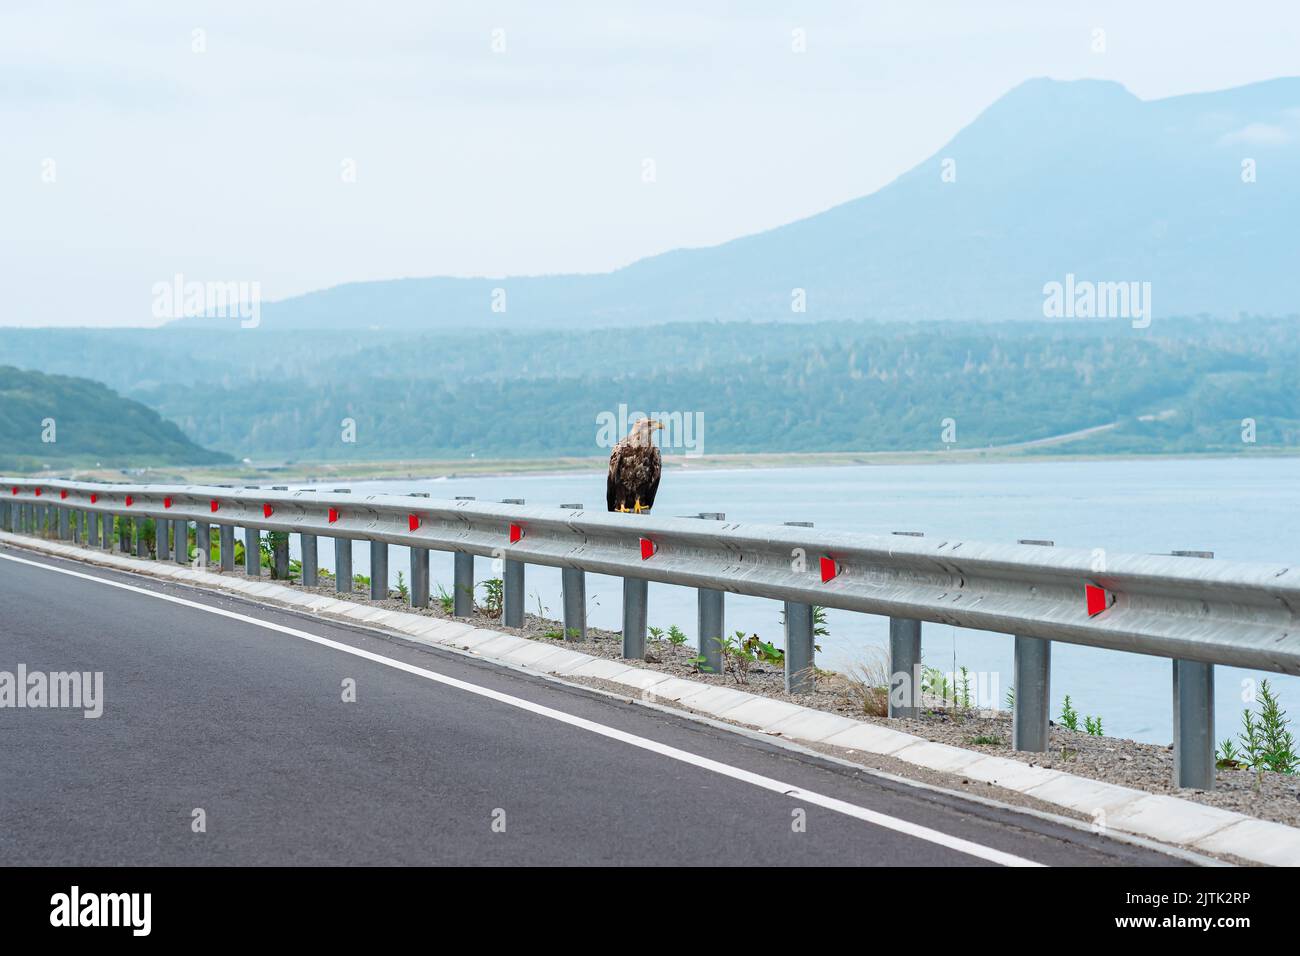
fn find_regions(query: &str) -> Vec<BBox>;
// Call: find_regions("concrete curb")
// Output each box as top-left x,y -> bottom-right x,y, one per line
7,531 -> 1299,867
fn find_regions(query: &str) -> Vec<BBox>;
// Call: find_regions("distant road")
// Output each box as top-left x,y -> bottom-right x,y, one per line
0,545 -> 1183,866
992,409 -> 1177,451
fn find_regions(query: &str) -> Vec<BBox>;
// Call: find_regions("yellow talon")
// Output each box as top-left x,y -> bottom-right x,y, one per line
633,498 -> 644,514
616,504 -> 631,513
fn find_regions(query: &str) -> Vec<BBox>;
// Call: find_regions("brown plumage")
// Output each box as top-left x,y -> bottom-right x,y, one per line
607,419 -> 664,513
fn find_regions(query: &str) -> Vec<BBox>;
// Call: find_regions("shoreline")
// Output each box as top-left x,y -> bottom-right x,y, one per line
32,446 -> 1300,485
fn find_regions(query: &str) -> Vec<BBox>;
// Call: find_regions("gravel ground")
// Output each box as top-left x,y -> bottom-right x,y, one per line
273,573 -> 1300,830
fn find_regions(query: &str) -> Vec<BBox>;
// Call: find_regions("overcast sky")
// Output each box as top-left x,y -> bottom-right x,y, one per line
4,1 -> 1298,326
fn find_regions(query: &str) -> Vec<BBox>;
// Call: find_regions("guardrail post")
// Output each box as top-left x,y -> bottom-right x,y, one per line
194,521 -> 210,567
170,518 -> 186,563
405,494 -> 428,607
1012,540 -> 1054,752
300,533 -> 318,586
784,601 -> 815,693
1173,660 -> 1215,790
369,539 -> 387,599
243,525 -> 259,575
219,524 -> 235,571
1012,636 -> 1051,751
269,486 -> 289,580
335,537 -> 352,591
452,496 -> 474,615
272,535 -> 288,580
784,521 -> 816,693
1170,550 -> 1216,790
155,518 -> 169,560
136,517 -> 151,558
888,617 -> 923,718
102,512 -> 114,552
409,544 -> 428,607
697,513 -> 726,674
453,552 -> 473,615
622,577 -> 648,660
0,500 -> 9,532
333,489 -> 350,592
501,498 -> 525,627
117,514 -> 130,553
58,506 -> 71,541
560,503 -> 586,641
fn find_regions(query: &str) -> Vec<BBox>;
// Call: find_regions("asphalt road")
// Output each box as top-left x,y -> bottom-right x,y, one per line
0,542 -> 1186,866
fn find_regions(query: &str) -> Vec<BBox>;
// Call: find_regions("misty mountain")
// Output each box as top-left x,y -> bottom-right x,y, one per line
184,76 -> 1300,331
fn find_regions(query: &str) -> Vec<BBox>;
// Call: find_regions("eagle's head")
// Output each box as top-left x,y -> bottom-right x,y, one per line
627,418 -> 665,445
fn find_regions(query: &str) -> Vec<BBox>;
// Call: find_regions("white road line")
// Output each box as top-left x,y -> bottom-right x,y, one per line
1,550 -> 1044,867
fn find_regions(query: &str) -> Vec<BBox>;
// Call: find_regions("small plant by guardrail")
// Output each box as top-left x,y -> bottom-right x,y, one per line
477,578 -> 503,618
958,666 -> 973,710
1083,715 -> 1104,737
434,583 -> 454,614
1216,738 -> 1246,770
395,571 -> 409,602
840,656 -> 890,717
1060,695 -> 1080,731
922,665 -> 953,705
718,631 -> 756,684
1225,680 -> 1298,785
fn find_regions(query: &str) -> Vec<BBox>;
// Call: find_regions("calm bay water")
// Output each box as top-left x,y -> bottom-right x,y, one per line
294,456 -> 1300,745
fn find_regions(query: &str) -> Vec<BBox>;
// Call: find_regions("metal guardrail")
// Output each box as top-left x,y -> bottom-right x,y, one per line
4,475 -> 1298,791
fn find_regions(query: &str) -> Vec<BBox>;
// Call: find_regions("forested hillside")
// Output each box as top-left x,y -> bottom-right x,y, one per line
0,366 -> 231,470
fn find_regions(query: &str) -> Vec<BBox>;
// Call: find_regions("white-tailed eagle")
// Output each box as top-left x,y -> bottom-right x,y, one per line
607,419 -> 664,513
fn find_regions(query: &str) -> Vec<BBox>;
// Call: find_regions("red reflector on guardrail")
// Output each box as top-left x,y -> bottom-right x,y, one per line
640,538 -> 656,560
9,487 -> 16,496
408,514 -> 421,532
328,508 -> 339,523
60,489 -> 68,500
163,496 -> 172,508
820,556 -> 839,582
262,504 -> 273,518
509,523 -> 523,543
125,495 -> 133,507
34,487 -> 41,496
1085,583 -> 1113,616
90,494 -> 98,504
